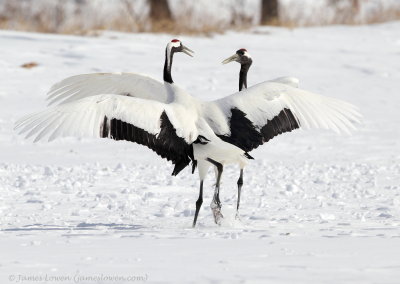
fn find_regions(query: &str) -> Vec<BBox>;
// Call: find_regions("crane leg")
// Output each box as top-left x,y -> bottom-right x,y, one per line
236,169 -> 244,220
192,180 -> 203,228
207,158 -> 224,225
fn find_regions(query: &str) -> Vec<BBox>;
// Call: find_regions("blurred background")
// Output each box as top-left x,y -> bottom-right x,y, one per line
0,0 -> 399,35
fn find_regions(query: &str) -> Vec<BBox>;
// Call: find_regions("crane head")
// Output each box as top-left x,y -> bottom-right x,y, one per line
166,39 -> 194,57
222,48 -> 252,65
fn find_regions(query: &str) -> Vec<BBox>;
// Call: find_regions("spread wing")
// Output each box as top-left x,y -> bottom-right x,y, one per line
269,76 -> 299,88
204,81 -> 361,152
46,73 -> 169,106
15,94 -> 196,175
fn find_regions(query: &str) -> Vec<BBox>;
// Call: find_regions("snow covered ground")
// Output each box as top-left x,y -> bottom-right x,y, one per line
1,22 -> 400,283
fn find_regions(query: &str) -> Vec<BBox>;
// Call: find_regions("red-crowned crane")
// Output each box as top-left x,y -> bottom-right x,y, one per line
220,48 -> 303,220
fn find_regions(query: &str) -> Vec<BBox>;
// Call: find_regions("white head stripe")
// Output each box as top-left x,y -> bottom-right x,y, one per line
167,41 -> 181,50
243,51 -> 252,58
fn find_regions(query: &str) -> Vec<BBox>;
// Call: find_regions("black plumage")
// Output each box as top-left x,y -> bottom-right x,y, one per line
218,108 -> 263,152
219,107 -> 300,152
100,111 -> 193,176
260,108 -> 300,143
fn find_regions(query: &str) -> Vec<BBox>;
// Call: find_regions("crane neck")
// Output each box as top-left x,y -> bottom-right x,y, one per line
164,47 -> 174,84
239,60 -> 252,92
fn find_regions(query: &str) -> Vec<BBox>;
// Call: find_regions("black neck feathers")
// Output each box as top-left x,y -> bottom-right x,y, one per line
239,60 -> 252,91
163,48 -> 174,84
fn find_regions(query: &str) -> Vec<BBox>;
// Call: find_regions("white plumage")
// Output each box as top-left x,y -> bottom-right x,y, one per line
47,72 -> 171,106
268,76 -> 299,88
17,81 -> 360,145
209,81 -> 360,136
17,94 -> 179,142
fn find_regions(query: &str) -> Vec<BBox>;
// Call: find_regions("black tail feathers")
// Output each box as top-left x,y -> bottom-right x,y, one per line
244,152 -> 254,159
191,160 -> 197,173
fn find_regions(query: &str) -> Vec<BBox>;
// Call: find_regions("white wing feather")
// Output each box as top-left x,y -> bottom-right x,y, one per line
205,81 -> 361,136
268,76 -> 300,88
15,94 -> 195,143
47,73 -> 169,106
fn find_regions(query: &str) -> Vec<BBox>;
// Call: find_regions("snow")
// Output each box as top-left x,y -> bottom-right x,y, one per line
1,22 -> 400,283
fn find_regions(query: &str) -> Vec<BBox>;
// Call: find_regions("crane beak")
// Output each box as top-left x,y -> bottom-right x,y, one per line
222,54 -> 239,64
181,45 -> 194,57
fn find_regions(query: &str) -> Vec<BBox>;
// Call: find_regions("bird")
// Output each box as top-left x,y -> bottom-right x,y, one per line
15,43 -> 362,228
18,39 -> 195,177
222,48 -> 300,89
220,48 -> 302,219
46,39 -> 194,106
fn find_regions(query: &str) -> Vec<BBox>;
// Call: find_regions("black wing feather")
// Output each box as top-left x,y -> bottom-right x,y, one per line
261,108 -> 300,143
100,111 -> 193,176
218,107 -> 300,152
217,108 -> 263,152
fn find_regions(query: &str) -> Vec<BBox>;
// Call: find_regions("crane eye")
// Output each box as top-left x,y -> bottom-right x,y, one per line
237,48 -> 247,56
